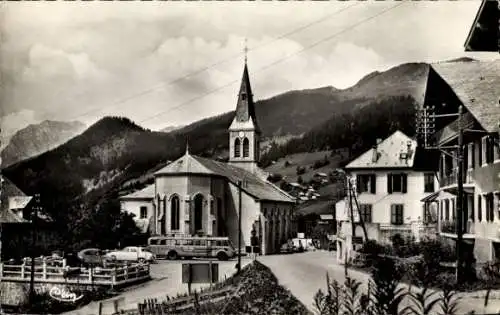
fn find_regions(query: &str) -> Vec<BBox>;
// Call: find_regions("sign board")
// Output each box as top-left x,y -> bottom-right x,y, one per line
245,246 -> 261,254
49,286 -> 83,303
182,263 -> 219,284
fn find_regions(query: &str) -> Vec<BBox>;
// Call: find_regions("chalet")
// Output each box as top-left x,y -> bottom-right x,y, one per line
421,59 -> 500,264
335,131 -> 439,262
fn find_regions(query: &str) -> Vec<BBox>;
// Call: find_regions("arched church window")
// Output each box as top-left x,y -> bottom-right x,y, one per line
243,138 -> 250,157
194,194 -> 204,232
234,138 -> 241,158
171,196 -> 180,230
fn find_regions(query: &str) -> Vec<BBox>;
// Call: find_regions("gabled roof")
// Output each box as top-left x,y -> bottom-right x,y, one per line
155,151 -> 295,203
431,60 -> 500,133
0,177 -> 28,223
464,0 -> 499,52
346,131 -> 418,169
120,184 -> 155,200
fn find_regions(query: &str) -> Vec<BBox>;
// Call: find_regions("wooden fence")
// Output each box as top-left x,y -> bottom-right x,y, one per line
0,261 -> 151,288
135,286 -> 234,315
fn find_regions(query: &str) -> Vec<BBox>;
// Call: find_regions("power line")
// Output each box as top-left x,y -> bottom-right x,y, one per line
44,2 -> 360,123
138,2 -> 406,125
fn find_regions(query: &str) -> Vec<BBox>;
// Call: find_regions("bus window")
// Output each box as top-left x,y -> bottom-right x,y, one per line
159,239 -> 167,245
193,240 -> 201,246
150,239 -> 158,245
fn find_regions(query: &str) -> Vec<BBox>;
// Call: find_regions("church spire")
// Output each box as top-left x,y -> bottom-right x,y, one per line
185,139 -> 190,155
234,42 -> 260,134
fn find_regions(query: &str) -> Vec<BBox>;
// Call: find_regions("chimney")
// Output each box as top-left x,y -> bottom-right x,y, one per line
372,139 -> 382,163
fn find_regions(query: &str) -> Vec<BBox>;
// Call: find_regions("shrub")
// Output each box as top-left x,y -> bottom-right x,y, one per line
296,166 -> 306,175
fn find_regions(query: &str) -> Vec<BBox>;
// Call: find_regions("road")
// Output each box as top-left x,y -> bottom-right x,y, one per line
257,250 -> 500,315
67,251 -> 500,315
67,257 -> 252,315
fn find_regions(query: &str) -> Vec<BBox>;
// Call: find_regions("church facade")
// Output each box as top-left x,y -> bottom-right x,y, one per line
126,62 -> 297,255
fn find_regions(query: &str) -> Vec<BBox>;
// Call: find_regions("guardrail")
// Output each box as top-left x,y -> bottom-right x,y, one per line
0,261 -> 151,288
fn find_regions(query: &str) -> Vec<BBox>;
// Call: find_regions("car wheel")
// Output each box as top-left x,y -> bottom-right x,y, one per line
167,251 -> 178,260
217,252 -> 229,261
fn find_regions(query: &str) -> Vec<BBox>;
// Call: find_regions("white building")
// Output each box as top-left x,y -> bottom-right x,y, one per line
119,184 -> 155,234
335,130 -> 439,262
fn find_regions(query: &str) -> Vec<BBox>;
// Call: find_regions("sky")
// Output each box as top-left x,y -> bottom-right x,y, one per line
0,0 -> 498,139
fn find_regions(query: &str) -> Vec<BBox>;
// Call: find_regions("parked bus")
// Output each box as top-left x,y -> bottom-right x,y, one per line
146,235 -> 236,261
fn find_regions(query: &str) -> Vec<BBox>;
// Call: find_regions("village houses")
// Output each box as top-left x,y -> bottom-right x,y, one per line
335,130 -> 439,262
120,61 -> 297,255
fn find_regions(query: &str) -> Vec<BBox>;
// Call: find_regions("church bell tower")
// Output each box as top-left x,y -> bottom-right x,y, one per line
228,45 -> 261,174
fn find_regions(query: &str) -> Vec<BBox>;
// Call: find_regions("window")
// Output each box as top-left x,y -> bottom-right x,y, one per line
171,196 -> 180,230
234,138 -> 241,157
494,135 -> 500,162
496,193 -> 500,220
440,201 -> 444,221
243,137 -> 250,157
356,174 -> 376,194
140,206 -> 148,219
387,173 -> 407,193
424,173 -> 434,193
390,204 -> 404,225
486,193 -> 494,222
469,195 -> 475,222
478,194 -> 483,222
467,143 -> 475,168
359,204 -> 372,223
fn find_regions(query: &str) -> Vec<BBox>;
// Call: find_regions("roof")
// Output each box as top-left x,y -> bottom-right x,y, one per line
434,111 -> 477,145
230,63 -> 261,133
345,130 -> 419,169
155,152 -> 295,203
0,177 -> 28,223
431,59 -> 500,133
120,184 -> 155,200
464,0 -> 499,52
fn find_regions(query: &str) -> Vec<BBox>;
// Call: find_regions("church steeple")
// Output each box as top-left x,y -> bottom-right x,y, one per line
228,43 -> 261,174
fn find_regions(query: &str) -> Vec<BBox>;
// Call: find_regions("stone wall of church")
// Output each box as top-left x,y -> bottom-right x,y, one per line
225,182 -> 261,253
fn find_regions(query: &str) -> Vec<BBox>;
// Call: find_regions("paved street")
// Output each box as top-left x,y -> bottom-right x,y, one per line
67,251 -> 500,315
257,250 -> 500,315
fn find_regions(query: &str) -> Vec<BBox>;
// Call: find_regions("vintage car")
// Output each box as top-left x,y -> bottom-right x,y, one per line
104,246 -> 155,263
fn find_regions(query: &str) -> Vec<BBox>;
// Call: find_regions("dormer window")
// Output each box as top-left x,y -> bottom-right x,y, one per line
241,93 -> 247,101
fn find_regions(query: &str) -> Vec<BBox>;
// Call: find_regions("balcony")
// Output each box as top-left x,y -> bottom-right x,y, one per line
439,220 -> 474,238
440,168 -> 475,189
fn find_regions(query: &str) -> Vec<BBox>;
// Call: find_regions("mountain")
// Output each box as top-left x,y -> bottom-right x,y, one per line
1,120 -> 86,167
2,61 -> 430,225
160,125 -> 185,133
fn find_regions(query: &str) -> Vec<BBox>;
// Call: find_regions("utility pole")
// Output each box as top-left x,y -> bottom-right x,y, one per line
29,193 -> 40,303
237,180 -> 242,274
416,105 -> 464,284
456,105 -> 464,284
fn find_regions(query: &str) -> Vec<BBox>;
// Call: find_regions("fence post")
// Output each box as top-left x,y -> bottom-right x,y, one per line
0,262 -> 3,278
21,263 -> 25,278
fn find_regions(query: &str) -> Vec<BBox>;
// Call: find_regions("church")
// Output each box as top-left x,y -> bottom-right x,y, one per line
120,60 -> 297,255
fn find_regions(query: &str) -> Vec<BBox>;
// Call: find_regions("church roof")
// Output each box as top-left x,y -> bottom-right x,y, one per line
346,131 -> 418,170
120,184 -> 155,200
232,63 -> 261,133
430,59 -> 500,133
155,152 -> 295,203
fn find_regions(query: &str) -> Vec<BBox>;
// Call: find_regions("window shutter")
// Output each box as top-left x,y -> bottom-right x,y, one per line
387,174 -> 393,194
402,174 -> 407,193
356,175 -> 361,194
390,204 -> 395,224
370,175 -> 376,194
